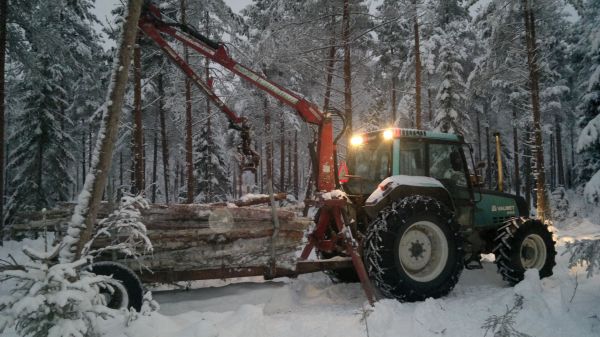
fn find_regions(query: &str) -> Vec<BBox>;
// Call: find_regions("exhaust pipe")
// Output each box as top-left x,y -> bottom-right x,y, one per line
494,132 -> 503,192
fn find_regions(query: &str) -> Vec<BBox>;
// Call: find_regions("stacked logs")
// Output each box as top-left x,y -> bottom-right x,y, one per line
11,201 -> 310,273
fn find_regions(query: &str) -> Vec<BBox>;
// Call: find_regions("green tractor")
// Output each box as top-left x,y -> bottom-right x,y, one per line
339,128 -> 556,302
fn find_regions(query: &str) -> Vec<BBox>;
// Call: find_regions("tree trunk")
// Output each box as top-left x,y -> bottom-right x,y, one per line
81,120 -> 86,186
513,109 -> 520,197
204,10 -> 212,202
264,96 -> 273,186
158,73 -> 170,204
133,34 -> 145,194
59,0 -> 144,262
151,130 -> 158,203
175,162 -> 179,199
555,117 -> 564,186
524,133 -> 532,212
342,0 -> 353,135
522,0 -> 550,220
280,117 -> 285,192
391,47 -> 397,124
412,0 -> 422,129
0,0 -> 5,243
550,134 -> 555,190
119,151 -> 123,195
294,131 -> 299,199
181,0 -> 194,204
323,8 -> 336,114
476,107 -> 482,162
287,138 -> 292,190
486,125 -> 492,189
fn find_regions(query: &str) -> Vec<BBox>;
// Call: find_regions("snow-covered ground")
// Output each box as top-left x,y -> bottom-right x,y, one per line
1,214 -> 599,337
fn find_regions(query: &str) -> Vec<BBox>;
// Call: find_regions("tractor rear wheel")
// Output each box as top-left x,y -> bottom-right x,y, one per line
493,218 -> 556,285
363,195 -> 464,302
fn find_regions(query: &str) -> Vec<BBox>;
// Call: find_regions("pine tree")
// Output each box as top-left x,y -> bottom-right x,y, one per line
574,1 -> 600,203
5,0 -> 105,222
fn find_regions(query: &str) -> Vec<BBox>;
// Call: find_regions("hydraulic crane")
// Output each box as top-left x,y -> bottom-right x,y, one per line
138,2 -> 375,303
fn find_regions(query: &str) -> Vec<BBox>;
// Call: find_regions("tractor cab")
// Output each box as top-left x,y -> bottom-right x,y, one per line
343,128 -> 475,225
342,128 -> 526,231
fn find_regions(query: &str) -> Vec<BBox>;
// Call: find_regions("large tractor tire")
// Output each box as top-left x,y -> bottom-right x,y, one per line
493,218 -> 556,285
88,262 -> 144,311
363,195 -> 464,302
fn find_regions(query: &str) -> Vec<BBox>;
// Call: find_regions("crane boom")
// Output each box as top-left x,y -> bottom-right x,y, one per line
139,3 -> 336,191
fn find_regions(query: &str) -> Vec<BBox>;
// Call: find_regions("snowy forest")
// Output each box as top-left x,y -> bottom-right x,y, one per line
0,0 -> 600,336
0,0 -> 597,217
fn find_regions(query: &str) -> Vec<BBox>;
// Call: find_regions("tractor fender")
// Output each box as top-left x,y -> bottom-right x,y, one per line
362,175 -> 455,219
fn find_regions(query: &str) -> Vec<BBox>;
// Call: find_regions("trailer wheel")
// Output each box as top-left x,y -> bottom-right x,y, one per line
363,195 -> 464,302
88,262 -> 144,311
493,218 -> 556,285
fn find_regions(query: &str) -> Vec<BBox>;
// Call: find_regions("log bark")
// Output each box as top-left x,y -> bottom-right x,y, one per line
20,203 -> 310,272
60,0 -> 144,262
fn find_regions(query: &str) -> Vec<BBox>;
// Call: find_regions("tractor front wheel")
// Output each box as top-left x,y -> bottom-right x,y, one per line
363,195 -> 464,302
493,218 -> 556,285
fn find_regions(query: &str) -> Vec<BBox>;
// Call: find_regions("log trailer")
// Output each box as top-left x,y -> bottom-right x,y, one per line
84,2 -> 557,310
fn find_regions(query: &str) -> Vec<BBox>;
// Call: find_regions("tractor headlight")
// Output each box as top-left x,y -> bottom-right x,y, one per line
383,129 -> 394,140
350,135 -> 364,146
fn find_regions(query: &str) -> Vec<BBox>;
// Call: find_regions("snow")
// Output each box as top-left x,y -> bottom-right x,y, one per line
239,193 -> 269,202
366,175 -> 445,205
2,203 -> 600,337
321,189 -> 348,201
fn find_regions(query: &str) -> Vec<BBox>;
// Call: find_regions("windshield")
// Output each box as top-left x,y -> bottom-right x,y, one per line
344,139 -> 391,195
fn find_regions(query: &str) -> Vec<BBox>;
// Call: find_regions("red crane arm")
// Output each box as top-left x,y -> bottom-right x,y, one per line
139,4 -> 324,125
138,3 -> 336,192
139,21 -> 243,124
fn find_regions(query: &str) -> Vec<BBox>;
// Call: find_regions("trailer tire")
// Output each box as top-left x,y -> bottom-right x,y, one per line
88,262 -> 144,311
493,218 -> 556,285
364,195 -> 463,302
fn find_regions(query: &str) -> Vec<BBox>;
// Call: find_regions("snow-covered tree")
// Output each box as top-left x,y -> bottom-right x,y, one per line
4,0 -> 105,222
574,1 -> 600,204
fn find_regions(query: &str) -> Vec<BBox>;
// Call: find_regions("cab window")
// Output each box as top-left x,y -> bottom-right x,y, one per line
428,143 -> 467,187
399,140 -> 425,176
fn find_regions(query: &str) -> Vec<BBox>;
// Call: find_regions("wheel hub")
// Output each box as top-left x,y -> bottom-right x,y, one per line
398,221 -> 448,282
101,279 -> 129,310
520,234 -> 547,270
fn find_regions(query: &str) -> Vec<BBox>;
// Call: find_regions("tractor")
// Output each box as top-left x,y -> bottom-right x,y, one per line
333,128 -> 556,301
